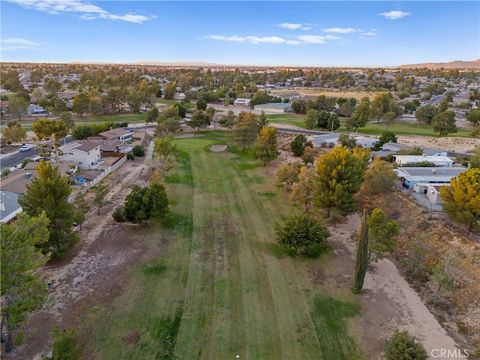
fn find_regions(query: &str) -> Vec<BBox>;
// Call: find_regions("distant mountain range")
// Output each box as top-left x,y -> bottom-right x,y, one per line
400,59 -> 480,70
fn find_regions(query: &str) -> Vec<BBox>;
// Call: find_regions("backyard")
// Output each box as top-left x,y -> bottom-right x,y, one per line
89,132 -> 363,359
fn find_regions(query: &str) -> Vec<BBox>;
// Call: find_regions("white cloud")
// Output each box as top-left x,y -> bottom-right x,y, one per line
297,35 -> 327,44
378,10 -> 410,19
362,31 -> 377,36
323,27 -> 357,34
278,22 -> 312,31
285,40 -> 302,45
1,37 -> 43,50
208,35 -> 245,43
247,36 -> 285,44
7,0 -> 152,23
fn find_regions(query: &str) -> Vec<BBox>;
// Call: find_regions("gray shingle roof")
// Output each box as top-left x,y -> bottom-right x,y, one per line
0,191 -> 22,223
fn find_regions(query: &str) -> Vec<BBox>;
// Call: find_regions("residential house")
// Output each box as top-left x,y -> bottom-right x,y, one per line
234,98 -> 252,107
426,184 -> 447,205
393,155 -> 454,167
27,104 -> 48,116
60,140 -> 102,169
0,191 -> 22,223
395,167 -> 466,189
309,133 -> 340,148
95,128 -> 133,142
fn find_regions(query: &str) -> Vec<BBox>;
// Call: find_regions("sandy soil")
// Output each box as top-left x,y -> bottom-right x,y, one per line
397,135 -> 479,154
326,215 -> 459,359
10,161 -> 151,360
210,144 -> 227,152
270,88 -> 378,100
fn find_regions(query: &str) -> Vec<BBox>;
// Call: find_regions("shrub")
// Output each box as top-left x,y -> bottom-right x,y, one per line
124,183 -> 169,223
385,330 -> 427,360
44,327 -> 82,360
127,152 -> 135,160
275,214 -> 329,257
132,145 -> 145,157
112,206 -> 126,222
291,134 -> 306,157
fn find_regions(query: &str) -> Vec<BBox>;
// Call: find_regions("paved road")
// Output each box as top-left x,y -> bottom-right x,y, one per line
1,147 -> 39,170
0,136 -> 74,171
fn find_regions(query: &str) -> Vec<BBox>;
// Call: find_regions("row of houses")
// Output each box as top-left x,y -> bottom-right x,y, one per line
0,127 -> 138,223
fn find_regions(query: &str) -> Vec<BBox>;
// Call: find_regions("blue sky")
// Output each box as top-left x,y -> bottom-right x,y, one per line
1,1 -> 478,66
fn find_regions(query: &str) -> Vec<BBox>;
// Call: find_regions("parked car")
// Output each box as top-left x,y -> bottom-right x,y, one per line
19,144 -> 32,152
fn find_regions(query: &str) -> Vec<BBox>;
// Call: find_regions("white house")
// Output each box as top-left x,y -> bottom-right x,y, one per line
234,98 -> 251,107
97,128 -> 133,142
395,167 -> 466,189
354,136 -> 378,149
393,155 -> 454,167
60,140 -> 102,169
426,184 -> 447,204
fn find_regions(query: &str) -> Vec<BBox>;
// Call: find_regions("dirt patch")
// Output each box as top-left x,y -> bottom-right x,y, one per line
210,144 -> 227,152
122,330 -> 141,345
270,87 -> 378,100
11,161 -> 155,360
321,214 -> 460,359
397,135 -> 480,153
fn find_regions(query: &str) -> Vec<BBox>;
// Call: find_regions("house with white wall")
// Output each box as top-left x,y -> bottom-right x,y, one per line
60,140 -> 102,169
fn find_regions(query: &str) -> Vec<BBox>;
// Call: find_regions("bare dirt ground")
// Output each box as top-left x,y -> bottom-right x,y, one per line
323,215 -> 460,359
210,144 -> 227,152
270,87 -> 379,100
397,135 -> 480,153
10,161 -> 152,360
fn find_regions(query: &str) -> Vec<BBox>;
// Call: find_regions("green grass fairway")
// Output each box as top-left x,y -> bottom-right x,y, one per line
77,113 -> 147,124
266,114 -> 307,128
339,120 -> 473,138
91,132 -> 363,359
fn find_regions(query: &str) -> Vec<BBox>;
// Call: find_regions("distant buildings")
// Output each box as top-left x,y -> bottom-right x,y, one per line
254,102 -> 292,113
234,98 -> 251,107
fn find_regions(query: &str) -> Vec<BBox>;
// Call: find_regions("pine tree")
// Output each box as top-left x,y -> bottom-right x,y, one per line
18,161 -> 77,258
352,209 -> 369,293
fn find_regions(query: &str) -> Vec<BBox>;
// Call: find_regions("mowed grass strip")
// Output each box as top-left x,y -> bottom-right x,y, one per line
91,132 -> 363,359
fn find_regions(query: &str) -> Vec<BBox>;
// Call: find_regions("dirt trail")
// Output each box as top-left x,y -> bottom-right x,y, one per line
13,161 -> 150,360
329,215 -> 459,359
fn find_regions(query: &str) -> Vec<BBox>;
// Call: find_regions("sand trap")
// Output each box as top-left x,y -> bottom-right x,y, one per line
210,144 -> 227,152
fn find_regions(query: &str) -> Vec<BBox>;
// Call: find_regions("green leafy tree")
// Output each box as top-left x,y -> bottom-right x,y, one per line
124,183 -> 169,223
347,97 -> 370,131
291,134 -> 306,157
470,146 -> 480,168
73,192 -> 90,230
379,130 -> 397,145
45,327 -> 82,360
275,214 -> 329,257
305,109 -> 318,129
432,110 -> 457,137
3,121 -> 26,143
314,146 -> 367,217
32,118 -> 68,141
164,81 -> 177,100
234,111 -> 258,151
60,111 -> 74,129
146,107 -> 159,124
257,110 -> 269,128
218,110 -> 236,129
154,136 -> 176,156
385,330 -> 427,360
44,78 -> 62,95
466,109 -> 480,126
72,92 -> 90,118
19,161 -> 77,258
8,95 -> 28,120
440,168 -> 480,231
93,184 -> 108,215
190,110 -> 210,132
415,105 -> 437,125
352,209 -> 369,293
1,213 -> 49,325
253,126 -> 278,165
367,208 -> 399,262
196,98 -> 207,110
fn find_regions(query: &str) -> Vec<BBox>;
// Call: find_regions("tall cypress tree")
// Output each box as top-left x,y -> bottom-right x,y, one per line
352,209 -> 370,293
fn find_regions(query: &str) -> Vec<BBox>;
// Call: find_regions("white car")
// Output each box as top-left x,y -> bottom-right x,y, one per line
19,144 -> 32,152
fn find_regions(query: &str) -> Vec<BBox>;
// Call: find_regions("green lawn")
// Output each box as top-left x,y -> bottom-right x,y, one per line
90,132 -> 363,359
77,113 -> 147,124
266,114 -> 307,128
339,120 -> 473,138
